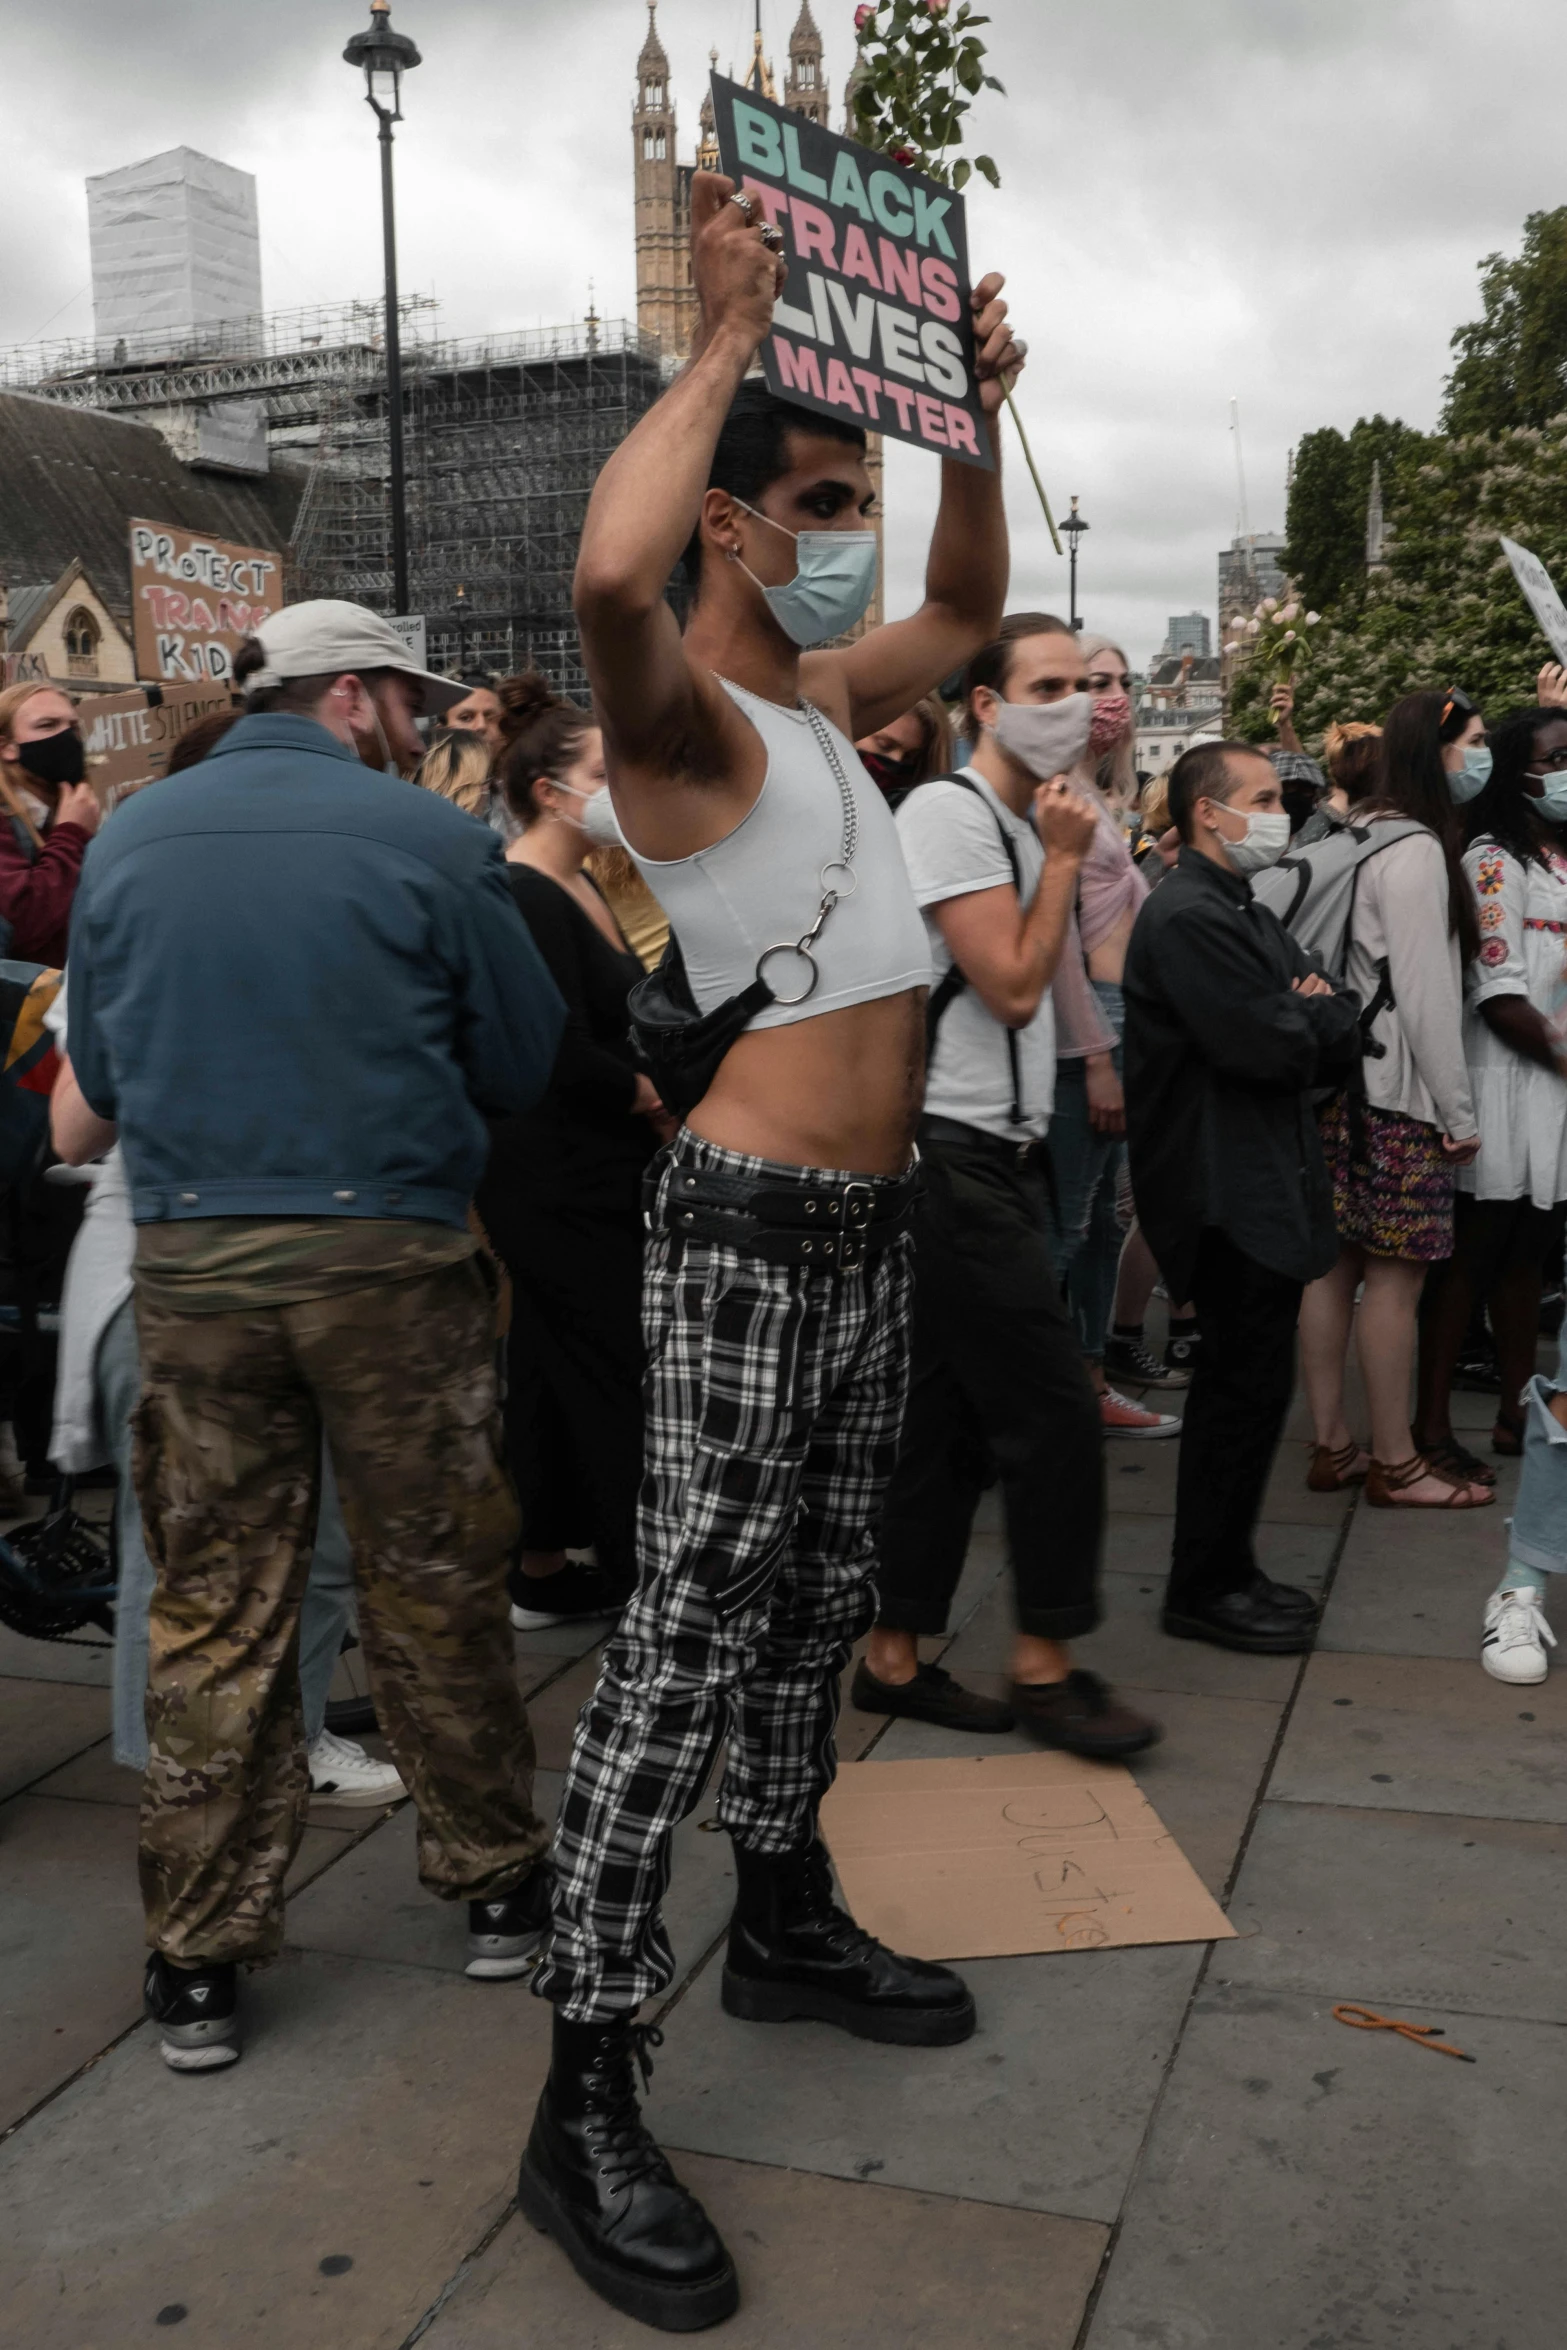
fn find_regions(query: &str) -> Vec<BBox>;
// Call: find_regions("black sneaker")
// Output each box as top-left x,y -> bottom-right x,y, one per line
467,1861 -> 553,1979
1163,1326 -> 1202,1378
509,1556 -> 624,1631
1104,1331 -> 1190,1389
850,1657 -> 1015,1734
143,1952 -> 241,2072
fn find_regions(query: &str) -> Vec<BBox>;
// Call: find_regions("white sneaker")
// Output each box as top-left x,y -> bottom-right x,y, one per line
1100,1386 -> 1182,1440
1481,1587 -> 1557,1684
307,1729 -> 406,1806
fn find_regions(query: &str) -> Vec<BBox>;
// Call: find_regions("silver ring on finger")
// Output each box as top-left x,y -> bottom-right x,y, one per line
759,222 -> 784,251
730,191 -> 756,221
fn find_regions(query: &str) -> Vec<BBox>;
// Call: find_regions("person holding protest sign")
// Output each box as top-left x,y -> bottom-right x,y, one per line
521,148 -> 1023,2330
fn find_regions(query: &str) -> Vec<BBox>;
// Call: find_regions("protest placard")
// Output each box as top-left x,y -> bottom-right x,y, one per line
710,74 -> 992,471
1500,536 -> 1567,667
78,683 -> 235,805
128,518 -> 282,687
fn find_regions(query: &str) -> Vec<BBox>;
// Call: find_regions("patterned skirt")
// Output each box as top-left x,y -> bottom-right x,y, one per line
1317,1095 -> 1455,1262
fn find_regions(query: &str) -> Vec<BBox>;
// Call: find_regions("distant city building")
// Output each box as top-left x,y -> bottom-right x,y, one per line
1160,612 -> 1211,660
1135,652 -> 1223,776
1218,533 -> 1287,625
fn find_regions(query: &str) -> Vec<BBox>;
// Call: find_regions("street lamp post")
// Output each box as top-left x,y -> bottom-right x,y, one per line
1061,495 -> 1089,633
454,583 -> 469,674
343,0 -> 422,617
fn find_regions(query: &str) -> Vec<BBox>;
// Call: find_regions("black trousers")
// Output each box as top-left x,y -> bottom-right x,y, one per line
1168,1227 -> 1302,1612
876,1122 -> 1104,1642
496,1199 -> 646,1597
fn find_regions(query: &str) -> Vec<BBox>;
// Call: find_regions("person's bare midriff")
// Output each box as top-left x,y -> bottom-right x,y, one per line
1085,905 -> 1137,987
685,989 -> 927,1175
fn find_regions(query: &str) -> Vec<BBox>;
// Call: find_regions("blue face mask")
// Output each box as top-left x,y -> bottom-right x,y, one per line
731,500 -> 879,648
1527,768 -> 1567,825
1447,744 -> 1492,804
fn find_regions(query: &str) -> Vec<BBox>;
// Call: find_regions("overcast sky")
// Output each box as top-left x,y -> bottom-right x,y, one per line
2,0 -> 1553,666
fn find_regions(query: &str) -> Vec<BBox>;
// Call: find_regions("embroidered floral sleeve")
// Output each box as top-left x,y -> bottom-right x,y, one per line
1465,840 -> 1529,1003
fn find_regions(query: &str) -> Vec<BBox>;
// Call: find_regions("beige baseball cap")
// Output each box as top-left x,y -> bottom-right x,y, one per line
250,600 -> 464,716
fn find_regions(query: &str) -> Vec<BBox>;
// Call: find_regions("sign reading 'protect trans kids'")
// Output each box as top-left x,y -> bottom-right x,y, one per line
711,76 -> 993,472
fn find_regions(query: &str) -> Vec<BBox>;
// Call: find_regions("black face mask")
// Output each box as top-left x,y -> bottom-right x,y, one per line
859,749 -> 919,797
16,728 -> 86,789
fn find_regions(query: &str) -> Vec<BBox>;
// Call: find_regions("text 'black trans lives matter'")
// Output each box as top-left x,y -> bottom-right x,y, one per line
711,73 -> 993,472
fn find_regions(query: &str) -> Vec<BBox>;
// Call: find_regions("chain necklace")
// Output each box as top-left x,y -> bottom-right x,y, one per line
753,700 -> 861,1007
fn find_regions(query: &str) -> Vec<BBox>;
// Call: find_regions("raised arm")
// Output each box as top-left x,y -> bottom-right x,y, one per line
929,783 -> 1097,1024
572,172 -> 784,781
803,271 -> 1021,738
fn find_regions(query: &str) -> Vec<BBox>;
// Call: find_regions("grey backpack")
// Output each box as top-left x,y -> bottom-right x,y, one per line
1250,817 -> 1429,1068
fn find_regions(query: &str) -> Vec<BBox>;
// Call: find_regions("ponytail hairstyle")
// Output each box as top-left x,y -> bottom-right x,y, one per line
496,671 -> 592,827
1376,690 -> 1480,961
1322,720 -> 1384,807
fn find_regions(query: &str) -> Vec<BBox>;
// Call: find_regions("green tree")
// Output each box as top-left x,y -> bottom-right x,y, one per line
1443,207 -> 1567,436
1230,418 -> 1567,745
1283,416 -> 1421,615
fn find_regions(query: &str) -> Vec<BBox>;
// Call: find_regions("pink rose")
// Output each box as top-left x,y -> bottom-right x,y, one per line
926,0 -> 950,13
890,145 -> 916,165
854,3 -> 874,28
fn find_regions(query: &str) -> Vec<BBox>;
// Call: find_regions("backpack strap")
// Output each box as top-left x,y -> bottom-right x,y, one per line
916,773 -> 1029,1127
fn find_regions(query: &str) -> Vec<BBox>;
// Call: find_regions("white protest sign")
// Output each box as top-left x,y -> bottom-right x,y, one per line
1500,536 -> 1567,665
384,613 -> 428,669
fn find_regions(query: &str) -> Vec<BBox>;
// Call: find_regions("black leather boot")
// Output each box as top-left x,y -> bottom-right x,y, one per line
518,2012 -> 738,2332
721,1838 -> 976,2046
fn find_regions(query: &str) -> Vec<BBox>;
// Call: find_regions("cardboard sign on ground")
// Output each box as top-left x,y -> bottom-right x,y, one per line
819,1753 -> 1236,1962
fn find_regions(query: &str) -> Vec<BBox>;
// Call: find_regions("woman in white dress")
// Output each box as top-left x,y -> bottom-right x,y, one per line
1415,704 -> 1567,1481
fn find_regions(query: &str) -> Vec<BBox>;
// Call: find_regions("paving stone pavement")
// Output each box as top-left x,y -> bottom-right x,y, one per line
0,1358 -> 1554,2348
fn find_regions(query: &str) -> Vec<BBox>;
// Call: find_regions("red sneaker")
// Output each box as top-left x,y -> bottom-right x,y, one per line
1100,1386 -> 1181,1440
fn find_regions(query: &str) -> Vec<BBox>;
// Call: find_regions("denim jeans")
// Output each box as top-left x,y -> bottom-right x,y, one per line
1046,979 -> 1126,1363
99,1299 -> 358,1767
1508,1330 -> 1567,1578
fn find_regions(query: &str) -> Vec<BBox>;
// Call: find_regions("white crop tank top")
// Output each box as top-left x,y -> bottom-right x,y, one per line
627,678 -> 933,1031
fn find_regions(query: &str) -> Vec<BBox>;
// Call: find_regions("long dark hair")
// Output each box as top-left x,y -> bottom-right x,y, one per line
1376,690 -> 1480,961
1463,706 -> 1560,869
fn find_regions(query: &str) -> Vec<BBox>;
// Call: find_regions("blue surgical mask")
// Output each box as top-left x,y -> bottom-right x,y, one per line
1447,745 -> 1492,803
731,500 -> 878,648
1527,769 -> 1567,825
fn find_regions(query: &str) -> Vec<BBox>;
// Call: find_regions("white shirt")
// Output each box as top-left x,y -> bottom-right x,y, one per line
1460,835 -> 1567,1204
896,769 -> 1056,1141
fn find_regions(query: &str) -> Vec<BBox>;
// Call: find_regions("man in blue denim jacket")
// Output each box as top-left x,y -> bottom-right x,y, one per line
1482,1332 -> 1567,1682
61,601 -> 566,2073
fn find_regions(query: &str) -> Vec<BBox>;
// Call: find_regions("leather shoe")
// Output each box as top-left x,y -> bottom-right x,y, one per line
851,1657 -> 1015,1734
1009,1670 -> 1161,1758
518,2013 -> 738,2331
1162,1586 -> 1317,1654
1250,1574 -> 1318,1619
722,1837 -> 975,2046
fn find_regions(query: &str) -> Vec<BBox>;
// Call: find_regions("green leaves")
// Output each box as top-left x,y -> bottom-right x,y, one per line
847,0 -> 1003,189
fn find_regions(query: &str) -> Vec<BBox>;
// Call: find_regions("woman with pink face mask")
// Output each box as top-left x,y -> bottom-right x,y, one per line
1043,636 -> 1180,1436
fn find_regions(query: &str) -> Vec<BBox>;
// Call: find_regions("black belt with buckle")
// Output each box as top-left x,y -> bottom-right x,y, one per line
649,1161 -> 920,1272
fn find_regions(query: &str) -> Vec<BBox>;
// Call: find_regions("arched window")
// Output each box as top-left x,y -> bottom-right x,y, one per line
644,78 -> 664,106
64,606 -> 100,678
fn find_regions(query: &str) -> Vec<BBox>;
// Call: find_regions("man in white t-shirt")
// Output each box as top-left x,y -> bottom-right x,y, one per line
857,614 -> 1160,1758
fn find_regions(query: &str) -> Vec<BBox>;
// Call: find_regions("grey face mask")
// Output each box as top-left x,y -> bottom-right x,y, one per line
989,692 -> 1094,780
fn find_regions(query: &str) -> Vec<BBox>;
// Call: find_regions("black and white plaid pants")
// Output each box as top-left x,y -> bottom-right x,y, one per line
532,1131 -> 913,2022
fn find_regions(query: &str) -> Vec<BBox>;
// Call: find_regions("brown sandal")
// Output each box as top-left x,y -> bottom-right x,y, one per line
1307,1439 -> 1370,1493
1418,1435 -> 1497,1489
1365,1451 -> 1494,1509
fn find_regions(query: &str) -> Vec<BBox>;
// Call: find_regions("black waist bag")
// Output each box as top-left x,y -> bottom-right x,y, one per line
628,936 -> 775,1119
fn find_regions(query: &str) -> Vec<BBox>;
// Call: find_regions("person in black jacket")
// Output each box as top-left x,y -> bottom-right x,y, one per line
1124,739 -> 1361,1654
476,675 -> 670,1628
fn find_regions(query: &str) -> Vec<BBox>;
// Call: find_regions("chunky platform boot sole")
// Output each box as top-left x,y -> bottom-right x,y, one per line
516,2155 -> 739,2334
720,1966 -> 976,2046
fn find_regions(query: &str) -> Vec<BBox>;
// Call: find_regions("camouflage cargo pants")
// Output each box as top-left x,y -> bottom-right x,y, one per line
133,1257 -> 549,1966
